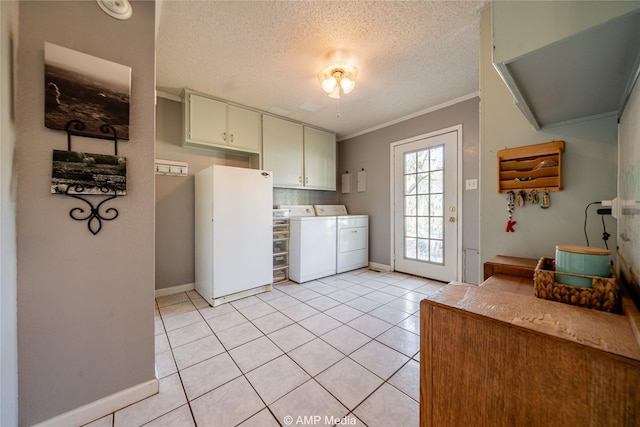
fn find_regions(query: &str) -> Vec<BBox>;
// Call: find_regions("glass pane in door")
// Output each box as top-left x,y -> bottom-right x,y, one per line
403,145 -> 444,264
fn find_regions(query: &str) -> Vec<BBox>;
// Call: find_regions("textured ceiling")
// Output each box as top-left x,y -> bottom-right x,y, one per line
156,0 -> 487,140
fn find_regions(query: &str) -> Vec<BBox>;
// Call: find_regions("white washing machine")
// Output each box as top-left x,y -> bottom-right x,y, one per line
314,205 -> 369,273
279,205 -> 337,283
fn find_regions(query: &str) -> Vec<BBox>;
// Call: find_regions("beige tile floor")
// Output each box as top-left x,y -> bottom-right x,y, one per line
84,269 -> 445,427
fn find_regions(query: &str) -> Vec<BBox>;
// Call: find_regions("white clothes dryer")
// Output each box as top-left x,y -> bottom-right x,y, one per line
314,205 -> 369,273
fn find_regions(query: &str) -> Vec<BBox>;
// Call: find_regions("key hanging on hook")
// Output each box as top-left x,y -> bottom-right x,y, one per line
540,189 -> 550,209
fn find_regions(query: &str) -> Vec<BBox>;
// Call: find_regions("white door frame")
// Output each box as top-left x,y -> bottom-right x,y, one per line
389,124 -> 463,281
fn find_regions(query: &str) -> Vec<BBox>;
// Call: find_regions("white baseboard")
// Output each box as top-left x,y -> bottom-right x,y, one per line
368,262 -> 392,272
32,378 -> 159,427
155,282 -> 195,298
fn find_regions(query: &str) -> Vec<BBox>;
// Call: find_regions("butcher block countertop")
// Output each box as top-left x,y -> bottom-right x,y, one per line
425,283 -> 640,361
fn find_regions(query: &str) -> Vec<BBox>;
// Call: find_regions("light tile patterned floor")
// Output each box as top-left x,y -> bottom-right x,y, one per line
84,269 -> 445,427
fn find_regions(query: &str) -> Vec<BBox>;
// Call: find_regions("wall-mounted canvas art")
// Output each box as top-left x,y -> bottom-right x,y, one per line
51,150 -> 127,196
44,42 -> 131,140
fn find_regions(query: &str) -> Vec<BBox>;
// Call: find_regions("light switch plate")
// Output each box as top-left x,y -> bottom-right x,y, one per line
465,179 -> 478,190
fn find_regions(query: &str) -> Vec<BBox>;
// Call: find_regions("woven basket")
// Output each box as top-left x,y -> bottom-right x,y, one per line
533,257 -> 620,313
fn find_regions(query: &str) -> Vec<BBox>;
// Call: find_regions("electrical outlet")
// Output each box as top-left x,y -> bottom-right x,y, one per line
465,179 -> 478,190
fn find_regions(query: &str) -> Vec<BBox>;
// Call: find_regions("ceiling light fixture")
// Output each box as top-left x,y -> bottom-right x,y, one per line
318,64 -> 357,99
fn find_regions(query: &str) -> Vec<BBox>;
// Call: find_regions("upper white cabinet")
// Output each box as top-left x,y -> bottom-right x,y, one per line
262,115 -> 304,188
183,90 -> 261,153
227,105 -> 261,152
304,126 -> 336,191
262,115 -> 336,191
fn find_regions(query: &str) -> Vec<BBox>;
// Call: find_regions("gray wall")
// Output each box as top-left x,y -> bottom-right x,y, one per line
16,1 -> 156,425
155,97 -> 338,290
1,1 -> 18,425
479,6 -> 617,268
338,97 -> 480,283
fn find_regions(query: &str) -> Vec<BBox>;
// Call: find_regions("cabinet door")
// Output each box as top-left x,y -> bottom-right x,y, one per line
228,105 -> 261,153
262,116 -> 304,188
187,93 -> 227,146
304,126 -> 336,190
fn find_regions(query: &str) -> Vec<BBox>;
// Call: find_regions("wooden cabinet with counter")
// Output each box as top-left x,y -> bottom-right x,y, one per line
420,256 -> 640,426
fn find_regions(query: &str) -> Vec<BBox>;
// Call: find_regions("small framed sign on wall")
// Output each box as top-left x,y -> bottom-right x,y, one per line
51,149 -> 126,196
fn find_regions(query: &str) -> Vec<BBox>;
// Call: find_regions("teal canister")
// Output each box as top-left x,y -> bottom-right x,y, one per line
555,245 -> 611,288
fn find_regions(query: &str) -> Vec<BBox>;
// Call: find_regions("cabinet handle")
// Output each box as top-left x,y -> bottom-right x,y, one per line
221,132 -> 227,141
229,133 -> 234,143
299,176 -> 302,184
305,176 -> 308,184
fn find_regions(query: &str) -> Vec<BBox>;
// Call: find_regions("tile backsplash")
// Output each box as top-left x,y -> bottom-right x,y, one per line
273,188 -> 339,208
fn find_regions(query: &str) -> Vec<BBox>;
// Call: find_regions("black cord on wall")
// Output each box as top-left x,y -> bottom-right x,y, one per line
600,214 -> 610,250
583,201 -> 611,249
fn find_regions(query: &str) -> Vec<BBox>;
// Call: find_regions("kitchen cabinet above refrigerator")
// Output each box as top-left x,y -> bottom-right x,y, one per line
182,89 -> 262,167
492,2 -> 640,130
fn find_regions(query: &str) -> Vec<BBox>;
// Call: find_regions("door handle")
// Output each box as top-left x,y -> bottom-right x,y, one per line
449,217 -> 456,222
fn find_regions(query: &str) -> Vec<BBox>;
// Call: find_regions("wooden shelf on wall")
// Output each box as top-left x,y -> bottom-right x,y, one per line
497,141 -> 565,193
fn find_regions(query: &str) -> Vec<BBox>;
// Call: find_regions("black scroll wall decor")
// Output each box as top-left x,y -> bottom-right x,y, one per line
51,120 -> 127,235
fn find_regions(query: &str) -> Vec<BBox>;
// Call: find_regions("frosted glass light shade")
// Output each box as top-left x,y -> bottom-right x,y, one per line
322,77 -> 337,93
340,77 -> 355,94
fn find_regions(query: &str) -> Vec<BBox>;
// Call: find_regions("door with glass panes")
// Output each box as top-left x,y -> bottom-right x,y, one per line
392,129 -> 459,281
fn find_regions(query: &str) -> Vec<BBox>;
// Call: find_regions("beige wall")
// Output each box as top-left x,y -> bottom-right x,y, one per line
1,1 -> 18,425
15,1 -> 156,425
338,97 -> 481,283
479,6 -> 618,266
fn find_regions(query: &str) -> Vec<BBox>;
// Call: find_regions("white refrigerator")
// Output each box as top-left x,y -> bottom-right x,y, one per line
194,165 -> 273,306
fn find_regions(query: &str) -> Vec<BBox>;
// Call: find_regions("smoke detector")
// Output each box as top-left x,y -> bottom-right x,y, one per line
96,0 -> 133,20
